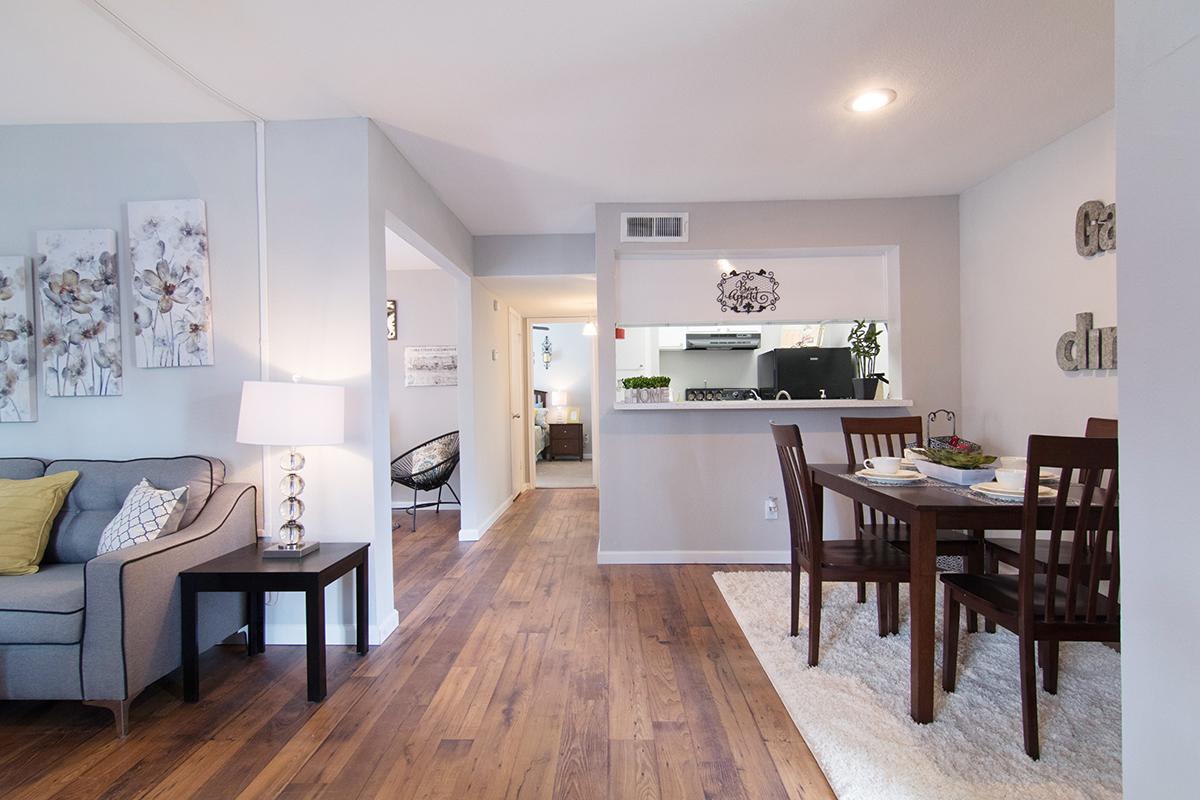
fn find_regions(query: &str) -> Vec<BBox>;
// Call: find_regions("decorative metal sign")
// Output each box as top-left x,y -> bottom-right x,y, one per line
717,268 -> 779,314
1076,200 -> 1116,256
1056,312 -> 1117,371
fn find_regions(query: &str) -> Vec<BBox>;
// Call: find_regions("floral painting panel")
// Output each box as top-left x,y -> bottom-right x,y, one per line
128,199 -> 214,368
36,229 -> 122,397
0,256 -> 37,421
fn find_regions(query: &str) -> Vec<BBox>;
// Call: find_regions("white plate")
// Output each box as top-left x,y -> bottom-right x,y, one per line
970,482 -> 1056,500
857,468 -> 923,483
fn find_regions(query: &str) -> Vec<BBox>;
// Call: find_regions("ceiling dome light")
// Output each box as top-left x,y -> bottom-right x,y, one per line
846,88 -> 897,113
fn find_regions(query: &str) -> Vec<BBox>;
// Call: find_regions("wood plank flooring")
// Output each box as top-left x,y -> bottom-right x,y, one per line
0,489 -> 834,799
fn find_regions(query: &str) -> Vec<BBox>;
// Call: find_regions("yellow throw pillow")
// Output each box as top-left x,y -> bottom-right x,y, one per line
0,471 -> 80,575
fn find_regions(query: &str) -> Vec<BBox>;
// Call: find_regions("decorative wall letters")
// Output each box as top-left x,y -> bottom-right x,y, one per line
1075,200 -> 1116,257
717,268 -> 779,314
1056,312 -> 1117,371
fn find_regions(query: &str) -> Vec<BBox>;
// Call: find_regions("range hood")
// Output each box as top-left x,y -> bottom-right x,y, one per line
685,332 -> 761,350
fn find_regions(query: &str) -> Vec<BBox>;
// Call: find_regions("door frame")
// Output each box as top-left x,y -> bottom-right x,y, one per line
508,307 -> 530,497
523,315 -> 599,489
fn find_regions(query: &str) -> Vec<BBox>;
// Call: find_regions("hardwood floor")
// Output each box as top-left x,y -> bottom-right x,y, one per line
0,489 -> 834,799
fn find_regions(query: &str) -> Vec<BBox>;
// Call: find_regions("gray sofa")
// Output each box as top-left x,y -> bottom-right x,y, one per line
0,456 -> 256,735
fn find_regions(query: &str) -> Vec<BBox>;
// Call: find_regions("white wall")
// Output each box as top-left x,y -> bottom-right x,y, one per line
596,198 -> 960,561
1115,1 -> 1200,794
0,122 -> 262,483
462,281 -> 515,537
386,268 -> 460,499
532,322 -> 593,456
474,234 -> 595,276
960,112 -> 1116,455
264,118 -> 391,642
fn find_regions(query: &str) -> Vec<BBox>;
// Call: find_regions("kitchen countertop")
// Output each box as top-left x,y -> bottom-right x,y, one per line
612,399 -> 913,411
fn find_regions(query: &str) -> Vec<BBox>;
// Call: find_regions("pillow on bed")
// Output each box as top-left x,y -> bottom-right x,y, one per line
534,408 -> 549,429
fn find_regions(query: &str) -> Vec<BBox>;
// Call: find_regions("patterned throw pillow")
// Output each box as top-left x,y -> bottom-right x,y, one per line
96,479 -> 189,556
411,439 -> 455,474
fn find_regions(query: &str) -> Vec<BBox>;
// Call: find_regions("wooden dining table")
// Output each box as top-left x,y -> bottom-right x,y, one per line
807,463 -> 1104,724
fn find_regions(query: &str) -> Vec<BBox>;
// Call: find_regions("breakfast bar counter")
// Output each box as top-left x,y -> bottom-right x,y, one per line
612,399 -> 913,411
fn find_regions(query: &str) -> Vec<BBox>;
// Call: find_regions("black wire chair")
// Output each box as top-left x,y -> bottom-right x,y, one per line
390,431 -> 461,531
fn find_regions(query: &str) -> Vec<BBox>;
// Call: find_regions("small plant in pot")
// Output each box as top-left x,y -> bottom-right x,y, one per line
848,320 -> 888,400
621,376 -> 671,403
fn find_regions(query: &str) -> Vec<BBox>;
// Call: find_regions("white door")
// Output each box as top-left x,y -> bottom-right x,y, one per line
508,309 -> 526,496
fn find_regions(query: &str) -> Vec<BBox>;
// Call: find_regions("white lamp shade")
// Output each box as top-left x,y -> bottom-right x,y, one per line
550,390 -> 568,407
582,321 -> 597,336
236,380 -> 345,446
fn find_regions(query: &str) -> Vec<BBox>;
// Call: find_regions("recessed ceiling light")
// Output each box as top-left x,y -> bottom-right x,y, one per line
846,88 -> 897,113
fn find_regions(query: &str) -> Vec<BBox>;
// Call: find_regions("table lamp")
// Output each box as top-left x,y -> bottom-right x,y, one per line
236,380 -> 345,557
549,390 -> 568,408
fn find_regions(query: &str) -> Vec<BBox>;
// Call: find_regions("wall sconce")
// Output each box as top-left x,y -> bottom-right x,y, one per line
582,321 -> 597,336
542,335 -> 552,369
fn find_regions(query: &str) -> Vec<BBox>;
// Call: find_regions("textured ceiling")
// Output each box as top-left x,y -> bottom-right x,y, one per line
4,1 -> 1114,234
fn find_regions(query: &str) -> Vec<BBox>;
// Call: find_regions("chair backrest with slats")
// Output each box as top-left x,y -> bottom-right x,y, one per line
841,416 -> 923,534
771,423 -> 820,570
1021,435 -> 1119,626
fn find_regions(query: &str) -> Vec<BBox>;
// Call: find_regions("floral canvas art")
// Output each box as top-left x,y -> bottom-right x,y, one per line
36,229 -> 123,397
0,256 -> 37,421
128,199 -> 214,368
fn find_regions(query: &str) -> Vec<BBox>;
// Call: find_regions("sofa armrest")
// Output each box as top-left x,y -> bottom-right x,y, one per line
82,483 -> 258,701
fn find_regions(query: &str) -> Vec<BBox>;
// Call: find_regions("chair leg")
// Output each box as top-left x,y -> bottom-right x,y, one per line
84,699 -> 130,738
965,533 -> 984,633
983,544 -> 997,634
856,528 -> 866,603
1019,632 -> 1041,759
889,581 -> 900,635
436,484 -> 443,514
942,590 -> 960,692
807,576 -> 822,667
876,582 -> 888,637
790,563 -> 801,637
1040,640 -> 1060,695
412,486 -> 418,532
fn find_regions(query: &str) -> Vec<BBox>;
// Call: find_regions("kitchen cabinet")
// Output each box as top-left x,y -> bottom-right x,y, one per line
615,327 -> 658,376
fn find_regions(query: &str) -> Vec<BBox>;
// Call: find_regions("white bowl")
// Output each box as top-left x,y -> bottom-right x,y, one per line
995,468 -> 1027,490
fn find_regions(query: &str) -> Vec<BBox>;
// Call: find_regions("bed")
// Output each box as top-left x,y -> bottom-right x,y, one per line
532,390 -> 549,459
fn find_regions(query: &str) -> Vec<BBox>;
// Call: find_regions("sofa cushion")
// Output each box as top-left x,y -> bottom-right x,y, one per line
0,459 -> 46,481
43,457 -> 225,564
0,471 -> 80,575
0,563 -> 85,644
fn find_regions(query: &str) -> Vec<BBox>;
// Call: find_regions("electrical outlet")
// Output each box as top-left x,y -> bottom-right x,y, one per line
765,497 -> 779,520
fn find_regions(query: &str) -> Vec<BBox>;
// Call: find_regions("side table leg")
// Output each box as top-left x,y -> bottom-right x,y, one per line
356,554 -> 369,655
182,583 -> 199,702
306,585 -> 327,701
248,591 -> 266,655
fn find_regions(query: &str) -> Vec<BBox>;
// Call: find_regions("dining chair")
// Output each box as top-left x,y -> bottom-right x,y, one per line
985,417 -> 1117,578
771,422 -> 910,666
941,434 -> 1119,759
841,416 -> 984,630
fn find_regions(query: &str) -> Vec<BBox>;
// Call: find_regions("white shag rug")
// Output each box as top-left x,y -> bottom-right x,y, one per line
713,570 -> 1121,800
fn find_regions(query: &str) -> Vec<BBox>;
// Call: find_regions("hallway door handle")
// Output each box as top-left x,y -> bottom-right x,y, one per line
512,413 -> 522,419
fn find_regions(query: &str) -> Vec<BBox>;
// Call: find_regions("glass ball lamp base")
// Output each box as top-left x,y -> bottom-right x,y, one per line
262,448 -> 321,559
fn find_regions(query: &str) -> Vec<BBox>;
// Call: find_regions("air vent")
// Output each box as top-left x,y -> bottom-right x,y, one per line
620,212 -> 689,243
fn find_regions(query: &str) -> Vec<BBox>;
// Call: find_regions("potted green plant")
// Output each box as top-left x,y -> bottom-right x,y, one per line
847,320 -> 887,400
621,376 -> 671,403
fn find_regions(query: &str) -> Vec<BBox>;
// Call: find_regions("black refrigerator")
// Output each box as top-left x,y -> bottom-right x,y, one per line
757,347 -> 855,399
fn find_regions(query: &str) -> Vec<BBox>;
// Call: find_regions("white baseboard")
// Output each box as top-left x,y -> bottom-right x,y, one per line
265,606 -> 399,647
596,549 -> 790,565
458,492 -> 515,542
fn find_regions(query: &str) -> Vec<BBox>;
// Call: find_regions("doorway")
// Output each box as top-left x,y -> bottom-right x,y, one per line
529,319 -> 596,488
383,226 -> 464,530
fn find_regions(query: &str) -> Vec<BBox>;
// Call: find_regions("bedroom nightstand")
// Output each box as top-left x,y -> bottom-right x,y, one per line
548,422 -> 584,461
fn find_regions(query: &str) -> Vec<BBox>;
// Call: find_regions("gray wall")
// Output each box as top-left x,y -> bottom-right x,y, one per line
595,198 -> 960,560
0,122 -> 262,483
474,233 -> 595,276
961,112 -> 1116,456
1116,1 -> 1200,793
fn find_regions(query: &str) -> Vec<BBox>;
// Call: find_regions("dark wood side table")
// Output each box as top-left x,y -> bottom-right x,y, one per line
548,422 -> 584,461
180,542 -> 369,703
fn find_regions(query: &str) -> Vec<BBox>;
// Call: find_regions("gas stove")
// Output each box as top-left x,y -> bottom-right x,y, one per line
684,387 -> 760,402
